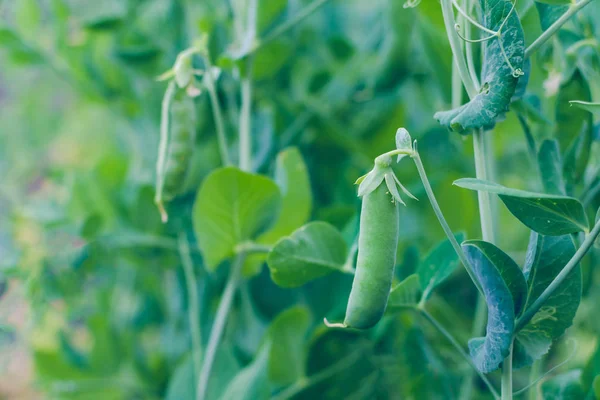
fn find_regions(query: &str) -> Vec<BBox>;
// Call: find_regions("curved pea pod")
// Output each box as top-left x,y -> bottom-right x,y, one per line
155,84 -> 197,221
344,182 -> 399,329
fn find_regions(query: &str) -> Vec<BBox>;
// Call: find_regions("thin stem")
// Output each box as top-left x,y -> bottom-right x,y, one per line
526,360 -> 542,400
516,216 -> 600,332
465,22 -> 481,90
412,151 -> 484,297
239,70 -> 253,172
419,309 -> 500,400
234,241 -> 272,254
271,348 -> 365,400
456,29 -> 496,43
178,232 -> 202,381
196,254 -> 244,400
473,131 -> 495,243
452,29 -> 464,108
241,0 -> 333,58
524,0 -> 596,58
441,0 -> 478,98
202,55 -> 231,166
459,298 -> 488,399
514,339 -> 576,396
501,341 -> 513,400
452,0 -> 497,35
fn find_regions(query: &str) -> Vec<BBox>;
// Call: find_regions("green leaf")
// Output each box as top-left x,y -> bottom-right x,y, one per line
253,39 -> 293,80
541,370 -> 585,400
535,0 -> 571,5
68,0 -> 127,29
258,0 -> 287,32
557,70 -> 593,186
570,101 -> 600,114
219,343 -> 271,400
417,234 -> 464,301
243,148 -> 312,276
535,2 -> 568,30
267,306 -> 311,386
454,178 -> 589,235
0,26 -> 43,64
593,375 -> 600,399
387,274 -> 422,312
165,345 -> 240,400
463,241 -> 520,373
267,222 -> 348,287
464,240 -> 527,315
514,233 -> 581,368
259,148 -> 312,243
434,0 -> 525,133
193,167 -> 281,271
538,139 -> 567,195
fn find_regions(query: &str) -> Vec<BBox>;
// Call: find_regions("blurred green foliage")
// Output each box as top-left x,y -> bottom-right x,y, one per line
1,0 -> 600,399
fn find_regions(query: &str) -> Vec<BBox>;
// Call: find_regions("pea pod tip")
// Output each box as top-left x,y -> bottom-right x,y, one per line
323,318 -> 347,329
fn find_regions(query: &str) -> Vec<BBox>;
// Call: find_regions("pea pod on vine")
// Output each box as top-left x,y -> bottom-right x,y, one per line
327,134 -> 416,329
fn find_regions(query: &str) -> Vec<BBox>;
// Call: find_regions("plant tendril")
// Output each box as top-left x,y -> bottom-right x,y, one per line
403,0 -> 422,8
453,0 -> 523,79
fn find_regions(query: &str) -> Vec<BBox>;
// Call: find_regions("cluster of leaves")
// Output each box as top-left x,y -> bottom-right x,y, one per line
1,0 -> 600,399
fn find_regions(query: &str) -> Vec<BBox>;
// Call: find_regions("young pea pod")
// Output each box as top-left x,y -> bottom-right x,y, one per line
155,83 -> 197,222
344,181 -> 399,329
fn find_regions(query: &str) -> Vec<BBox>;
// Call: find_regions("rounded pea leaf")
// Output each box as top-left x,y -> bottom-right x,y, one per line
266,306 -> 311,385
434,0 -> 525,134
165,345 -> 240,400
219,342 -> 271,400
193,167 -> 281,271
535,0 -> 571,5
541,370 -> 585,400
267,222 -> 348,287
387,274 -> 422,313
513,233 -> 581,368
535,2 -> 568,30
558,71 -> 593,186
417,233 -> 464,301
259,148 -> 312,243
454,178 -> 588,235
538,139 -> 566,196
463,241 -> 522,373
244,147 -> 312,277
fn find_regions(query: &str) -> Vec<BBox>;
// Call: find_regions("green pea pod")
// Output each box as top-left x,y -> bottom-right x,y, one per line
155,83 -> 197,222
344,181 -> 399,329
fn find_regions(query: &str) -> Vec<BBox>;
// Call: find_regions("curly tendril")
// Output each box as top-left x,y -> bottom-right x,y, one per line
403,0 -> 422,8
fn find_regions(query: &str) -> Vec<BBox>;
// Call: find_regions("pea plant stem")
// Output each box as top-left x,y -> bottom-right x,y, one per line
439,0 -> 499,395
271,348 -> 365,400
524,0 -> 596,58
516,216 -> 600,332
411,151 -> 484,297
196,253 -> 245,400
241,0 -> 333,58
177,233 -> 202,380
501,341 -> 513,400
418,309 -> 500,400
473,130 -> 496,243
239,67 -> 253,172
202,54 -> 231,166
527,360 -> 542,400
440,0 -> 478,98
